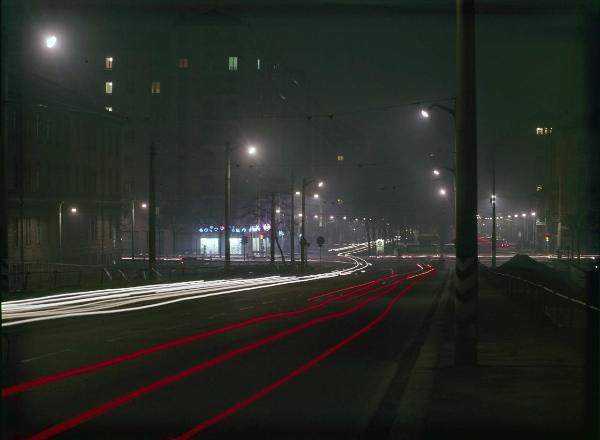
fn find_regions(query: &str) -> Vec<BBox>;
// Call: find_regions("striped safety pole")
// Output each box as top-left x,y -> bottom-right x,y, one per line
454,0 -> 478,366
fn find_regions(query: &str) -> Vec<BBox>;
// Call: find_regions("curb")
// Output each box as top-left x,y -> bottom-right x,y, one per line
387,267 -> 453,439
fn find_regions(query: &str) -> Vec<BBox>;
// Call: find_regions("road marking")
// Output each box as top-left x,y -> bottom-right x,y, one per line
207,313 -> 225,320
239,306 -> 254,311
20,349 -> 73,364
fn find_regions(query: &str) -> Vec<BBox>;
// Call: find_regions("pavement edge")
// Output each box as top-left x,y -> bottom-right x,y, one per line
387,265 -> 453,440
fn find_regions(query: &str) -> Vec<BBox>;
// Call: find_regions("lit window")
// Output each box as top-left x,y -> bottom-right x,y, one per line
178,58 -> 189,68
257,58 -> 261,70
228,56 -> 238,71
337,154 -> 344,161
151,81 -> 160,94
105,106 -> 113,112
105,82 -> 113,94
105,57 -> 113,70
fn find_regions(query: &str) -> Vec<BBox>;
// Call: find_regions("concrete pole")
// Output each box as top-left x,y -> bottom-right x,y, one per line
131,200 -> 135,263
58,201 -> 63,262
1,26 -> 8,294
270,193 -> 276,264
290,170 -> 295,263
454,0 -> 479,366
492,167 -> 497,269
148,142 -> 156,279
224,143 -> 231,272
300,177 -> 307,272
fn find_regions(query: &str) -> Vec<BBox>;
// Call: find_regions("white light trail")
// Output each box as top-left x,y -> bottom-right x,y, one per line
2,249 -> 369,327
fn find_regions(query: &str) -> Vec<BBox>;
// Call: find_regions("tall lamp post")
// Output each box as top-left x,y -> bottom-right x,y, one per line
491,168 -> 497,269
300,178 -> 323,272
58,201 -> 77,263
130,200 -> 147,262
224,143 -> 256,272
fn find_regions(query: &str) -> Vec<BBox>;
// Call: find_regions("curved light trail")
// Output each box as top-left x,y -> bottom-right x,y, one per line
2,249 -> 369,327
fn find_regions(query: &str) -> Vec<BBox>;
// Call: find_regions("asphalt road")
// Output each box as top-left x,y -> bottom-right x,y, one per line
2,259 -> 448,439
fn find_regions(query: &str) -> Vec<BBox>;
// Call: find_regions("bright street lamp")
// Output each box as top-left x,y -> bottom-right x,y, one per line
433,169 -> 440,176
45,35 -> 57,49
420,109 -> 430,118
70,207 -> 77,213
318,181 -> 324,188
313,193 -> 319,199
439,188 -> 447,196
248,145 -> 257,155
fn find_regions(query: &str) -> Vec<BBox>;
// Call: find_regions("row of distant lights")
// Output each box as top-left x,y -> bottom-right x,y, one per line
476,212 -> 536,220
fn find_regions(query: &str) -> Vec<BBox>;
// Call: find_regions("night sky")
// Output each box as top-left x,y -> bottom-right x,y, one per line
8,0 -> 594,228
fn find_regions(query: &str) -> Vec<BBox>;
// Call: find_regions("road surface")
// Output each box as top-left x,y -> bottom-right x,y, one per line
2,257 -> 448,439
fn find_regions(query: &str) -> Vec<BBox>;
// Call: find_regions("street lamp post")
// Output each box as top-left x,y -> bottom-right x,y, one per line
224,143 -> 256,272
290,171 -> 295,264
130,200 -> 147,263
419,1 -> 479,365
300,178 -> 323,272
491,168 -> 497,269
58,201 -> 77,263
58,201 -> 64,262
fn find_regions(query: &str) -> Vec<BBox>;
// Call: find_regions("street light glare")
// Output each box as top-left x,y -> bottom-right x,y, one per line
420,109 -> 430,118
247,145 -> 257,155
70,207 -> 77,213
295,191 -> 301,196
141,203 -> 148,208
45,35 -> 57,48
439,188 -> 447,196
318,181 -> 324,187
313,193 -> 319,198
433,169 -> 440,176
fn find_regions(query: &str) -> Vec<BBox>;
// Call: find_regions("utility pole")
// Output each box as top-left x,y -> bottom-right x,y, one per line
491,166 -> 497,269
300,177 -> 307,272
290,170 -> 295,264
454,0 -> 479,366
270,193 -> 276,264
224,142 -> 232,272
365,218 -> 371,256
131,200 -> 135,263
148,142 -> 156,279
0,3 -> 9,294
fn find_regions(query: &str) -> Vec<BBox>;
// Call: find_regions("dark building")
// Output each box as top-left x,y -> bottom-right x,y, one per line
6,73 -> 124,282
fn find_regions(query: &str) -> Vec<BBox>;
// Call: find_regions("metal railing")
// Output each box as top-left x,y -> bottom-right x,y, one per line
6,260 -> 306,294
481,265 -> 599,329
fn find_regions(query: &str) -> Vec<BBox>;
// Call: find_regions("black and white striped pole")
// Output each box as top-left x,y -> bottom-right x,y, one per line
454,0 -> 479,366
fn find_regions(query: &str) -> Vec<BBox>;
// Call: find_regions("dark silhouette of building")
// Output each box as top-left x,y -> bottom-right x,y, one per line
6,73 -> 124,282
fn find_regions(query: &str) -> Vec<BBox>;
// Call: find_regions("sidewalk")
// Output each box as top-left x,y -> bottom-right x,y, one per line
391,268 -> 592,439
422,273 -> 589,439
